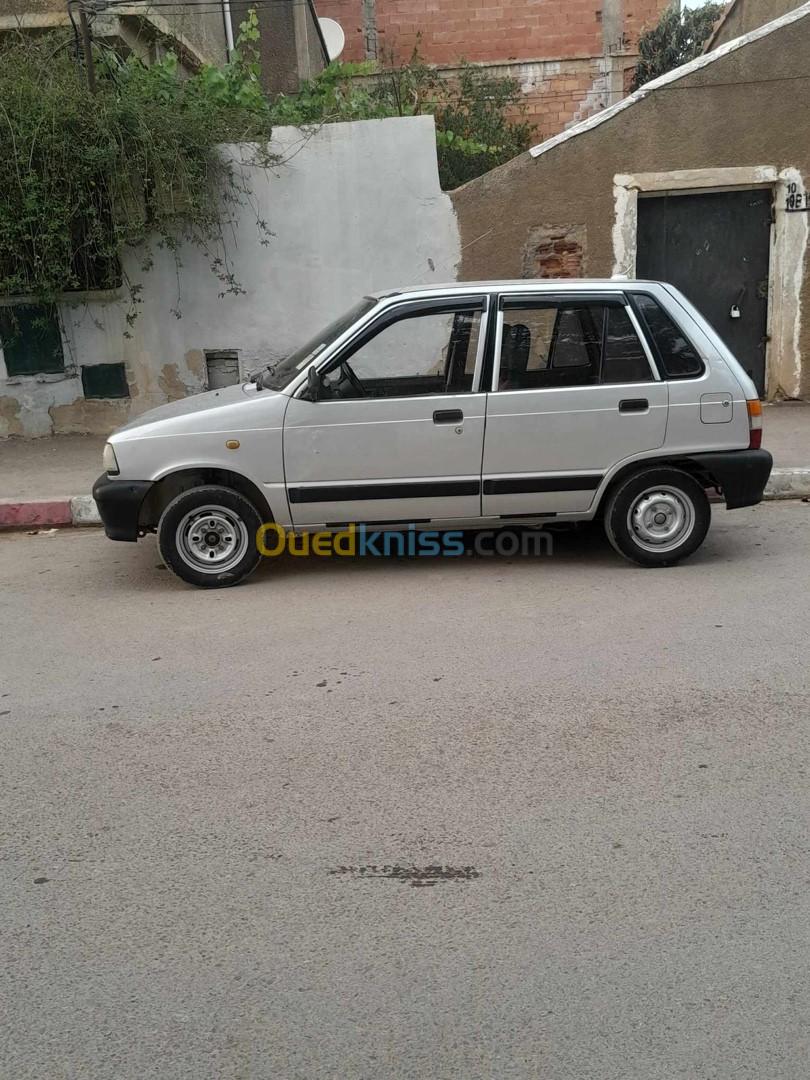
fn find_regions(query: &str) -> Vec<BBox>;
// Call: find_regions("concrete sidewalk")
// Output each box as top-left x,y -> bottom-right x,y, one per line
0,434 -> 105,502
1,403 -> 809,528
762,401 -> 810,467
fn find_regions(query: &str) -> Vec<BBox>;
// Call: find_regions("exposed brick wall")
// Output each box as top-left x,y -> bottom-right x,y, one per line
316,0 -> 669,141
317,0 -> 669,65
419,56 -> 637,146
519,61 -> 610,140
523,224 -> 587,278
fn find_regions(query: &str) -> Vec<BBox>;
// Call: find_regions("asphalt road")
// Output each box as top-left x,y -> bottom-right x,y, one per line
2,503 -> 810,1080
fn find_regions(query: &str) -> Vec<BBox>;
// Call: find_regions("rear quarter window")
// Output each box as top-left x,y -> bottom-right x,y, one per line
632,294 -> 704,379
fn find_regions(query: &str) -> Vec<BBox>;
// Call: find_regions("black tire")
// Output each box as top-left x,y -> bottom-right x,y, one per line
157,485 -> 263,588
603,467 -> 711,568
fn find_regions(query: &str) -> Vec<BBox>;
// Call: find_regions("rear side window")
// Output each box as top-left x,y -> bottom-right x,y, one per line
499,303 -> 603,389
633,294 -> 704,379
498,301 -> 653,390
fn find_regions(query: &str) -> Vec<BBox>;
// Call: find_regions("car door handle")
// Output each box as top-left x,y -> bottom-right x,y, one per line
433,410 -> 463,424
619,398 -> 649,413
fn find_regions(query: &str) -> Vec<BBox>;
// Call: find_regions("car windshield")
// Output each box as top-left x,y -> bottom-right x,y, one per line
260,297 -> 378,391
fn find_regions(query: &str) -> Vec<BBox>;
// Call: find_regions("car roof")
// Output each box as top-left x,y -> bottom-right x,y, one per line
370,279 -> 665,300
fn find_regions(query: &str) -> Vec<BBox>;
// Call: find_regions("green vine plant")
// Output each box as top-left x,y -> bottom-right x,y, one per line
268,47 -> 534,191
0,17 -> 532,344
0,10 -> 274,335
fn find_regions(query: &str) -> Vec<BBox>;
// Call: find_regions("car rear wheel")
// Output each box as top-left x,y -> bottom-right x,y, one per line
158,485 -> 263,588
603,467 -> 711,567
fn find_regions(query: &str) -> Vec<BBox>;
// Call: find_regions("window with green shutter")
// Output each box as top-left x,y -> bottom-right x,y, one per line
0,305 -> 65,376
81,363 -> 130,399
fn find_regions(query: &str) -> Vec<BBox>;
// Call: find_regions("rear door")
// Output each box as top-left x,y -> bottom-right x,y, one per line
482,293 -> 668,517
283,296 -> 489,527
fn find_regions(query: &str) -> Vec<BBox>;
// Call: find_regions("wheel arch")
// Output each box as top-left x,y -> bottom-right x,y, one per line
595,455 -> 719,517
139,467 -> 274,531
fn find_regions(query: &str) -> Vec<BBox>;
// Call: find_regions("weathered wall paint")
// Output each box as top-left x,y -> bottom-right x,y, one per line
451,8 -> 810,398
709,0 -> 806,48
0,116 -> 460,437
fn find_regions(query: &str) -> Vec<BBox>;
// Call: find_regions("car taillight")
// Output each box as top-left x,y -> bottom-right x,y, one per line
747,399 -> 763,449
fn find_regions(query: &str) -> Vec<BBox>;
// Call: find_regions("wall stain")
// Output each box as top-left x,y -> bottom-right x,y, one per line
184,349 -> 207,384
158,363 -> 191,402
329,865 -> 481,888
49,398 -> 130,436
0,396 -> 23,437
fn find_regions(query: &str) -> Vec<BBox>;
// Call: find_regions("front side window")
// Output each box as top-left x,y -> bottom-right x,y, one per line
632,294 -> 703,379
498,301 -> 652,390
320,306 -> 483,400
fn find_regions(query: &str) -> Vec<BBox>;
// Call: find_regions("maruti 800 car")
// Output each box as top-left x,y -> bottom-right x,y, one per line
94,280 -> 772,587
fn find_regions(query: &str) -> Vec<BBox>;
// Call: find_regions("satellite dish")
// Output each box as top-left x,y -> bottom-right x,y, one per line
319,17 -> 346,62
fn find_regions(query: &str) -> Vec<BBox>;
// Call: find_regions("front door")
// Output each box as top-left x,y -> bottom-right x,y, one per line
283,298 -> 488,527
482,294 -> 668,517
636,188 -> 772,395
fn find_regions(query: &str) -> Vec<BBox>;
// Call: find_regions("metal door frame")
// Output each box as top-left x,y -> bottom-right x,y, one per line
612,166 -> 807,400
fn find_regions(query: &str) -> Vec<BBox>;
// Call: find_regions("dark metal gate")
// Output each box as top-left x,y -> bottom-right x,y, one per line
636,188 -> 772,395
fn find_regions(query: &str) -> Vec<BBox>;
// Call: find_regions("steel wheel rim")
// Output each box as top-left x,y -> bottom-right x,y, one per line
628,485 -> 696,554
175,505 -> 249,574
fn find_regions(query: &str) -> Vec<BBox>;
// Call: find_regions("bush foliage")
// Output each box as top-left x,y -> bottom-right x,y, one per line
0,13 -> 273,323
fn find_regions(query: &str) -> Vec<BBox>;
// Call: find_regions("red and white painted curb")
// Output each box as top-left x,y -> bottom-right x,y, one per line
1,471 -> 809,532
0,494 -> 100,530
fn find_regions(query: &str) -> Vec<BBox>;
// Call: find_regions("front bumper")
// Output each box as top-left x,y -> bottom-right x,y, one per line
92,474 -> 153,542
690,449 -> 773,510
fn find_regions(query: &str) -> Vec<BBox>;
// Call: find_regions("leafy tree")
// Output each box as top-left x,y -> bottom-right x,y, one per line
631,2 -> 725,91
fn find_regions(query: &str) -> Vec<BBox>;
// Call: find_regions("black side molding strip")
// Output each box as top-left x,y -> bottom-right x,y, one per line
499,512 -> 558,519
483,474 -> 603,495
324,519 -> 432,528
289,480 -> 481,504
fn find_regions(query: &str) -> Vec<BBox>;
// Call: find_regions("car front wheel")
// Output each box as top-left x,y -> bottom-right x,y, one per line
158,485 -> 263,588
603,467 -> 711,568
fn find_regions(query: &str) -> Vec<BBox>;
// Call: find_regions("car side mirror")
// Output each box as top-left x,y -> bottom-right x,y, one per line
306,365 -> 321,402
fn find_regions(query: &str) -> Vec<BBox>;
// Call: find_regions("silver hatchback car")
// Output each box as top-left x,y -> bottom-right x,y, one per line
94,280 -> 772,587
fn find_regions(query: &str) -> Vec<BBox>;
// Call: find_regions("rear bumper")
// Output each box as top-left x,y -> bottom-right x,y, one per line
690,449 -> 773,510
92,474 -> 153,541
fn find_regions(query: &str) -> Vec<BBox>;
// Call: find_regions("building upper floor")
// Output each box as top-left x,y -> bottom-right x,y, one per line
313,0 -> 672,66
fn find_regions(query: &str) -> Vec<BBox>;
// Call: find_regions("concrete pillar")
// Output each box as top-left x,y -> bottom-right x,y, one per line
362,0 -> 378,60
259,0 -> 298,95
601,0 -> 629,104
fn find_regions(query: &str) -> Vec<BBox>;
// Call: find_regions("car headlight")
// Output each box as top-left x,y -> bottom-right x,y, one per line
103,442 -> 120,475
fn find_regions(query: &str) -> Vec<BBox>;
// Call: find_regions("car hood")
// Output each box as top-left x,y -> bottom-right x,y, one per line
114,383 -> 260,435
